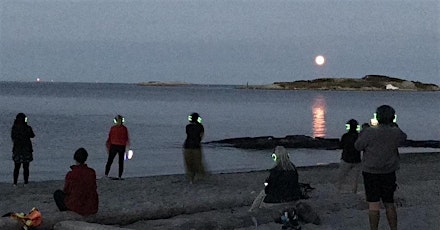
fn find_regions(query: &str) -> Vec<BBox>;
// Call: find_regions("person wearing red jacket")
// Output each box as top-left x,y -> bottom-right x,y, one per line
53,148 -> 98,216
105,115 -> 130,179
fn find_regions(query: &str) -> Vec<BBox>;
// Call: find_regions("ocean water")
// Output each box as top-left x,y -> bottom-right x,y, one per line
0,82 -> 438,183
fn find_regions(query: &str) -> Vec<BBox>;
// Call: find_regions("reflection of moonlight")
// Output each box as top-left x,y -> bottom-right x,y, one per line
312,95 -> 327,137
315,55 -> 325,66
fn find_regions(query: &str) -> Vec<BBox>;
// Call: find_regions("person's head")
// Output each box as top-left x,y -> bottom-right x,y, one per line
272,146 -> 295,171
113,115 -> 124,125
361,122 -> 370,130
188,112 -> 202,123
376,105 -> 396,125
74,148 -> 88,164
14,113 -> 27,125
346,119 -> 359,132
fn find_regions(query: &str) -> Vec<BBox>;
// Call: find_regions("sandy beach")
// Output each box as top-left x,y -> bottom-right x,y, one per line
1,151 -> 439,230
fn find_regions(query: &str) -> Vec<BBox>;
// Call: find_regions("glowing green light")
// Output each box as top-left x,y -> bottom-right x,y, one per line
271,153 -> 277,162
188,115 -> 203,124
345,124 -> 361,132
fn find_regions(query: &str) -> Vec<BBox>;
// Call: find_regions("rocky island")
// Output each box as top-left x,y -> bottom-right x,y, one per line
241,75 -> 440,91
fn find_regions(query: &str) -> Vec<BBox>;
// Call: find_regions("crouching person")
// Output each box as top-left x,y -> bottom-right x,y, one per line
249,146 -> 320,228
54,148 -> 99,216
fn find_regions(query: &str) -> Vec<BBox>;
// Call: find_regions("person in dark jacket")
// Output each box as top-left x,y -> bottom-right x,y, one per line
54,148 -> 99,216
336,119 -> 361,193
105,115 -> 130,179
355,105 -> 407,230
183,112 -> 205,184
249,146 -> 301,211
11,113 -> 35,186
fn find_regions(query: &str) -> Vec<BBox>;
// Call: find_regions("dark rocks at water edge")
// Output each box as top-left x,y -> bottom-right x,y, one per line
205,135 -> 440,150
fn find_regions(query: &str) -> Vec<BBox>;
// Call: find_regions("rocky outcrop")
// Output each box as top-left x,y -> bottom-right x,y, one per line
241,75 -> 440,91
206,135 -> 440,150
206,135 -> 340,150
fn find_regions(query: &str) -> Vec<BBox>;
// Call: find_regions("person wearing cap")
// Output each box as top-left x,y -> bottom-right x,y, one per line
105,115 -> 130,179
336,119 -> 361,193
355,105 -> 407,230
183,112 -> 205,184
11,113 -> 35,186
53,148 -> 98,216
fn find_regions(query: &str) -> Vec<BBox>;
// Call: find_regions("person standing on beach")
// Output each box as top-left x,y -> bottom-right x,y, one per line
105,115 -> 130,180
355,105 -> 407,230
54,148 -> 98,216
336,119 -> 361,193
183,112 -> 205,184
11,113 -> 35,186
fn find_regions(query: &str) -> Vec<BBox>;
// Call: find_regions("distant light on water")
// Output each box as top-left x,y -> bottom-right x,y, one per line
312,95 -> 327,137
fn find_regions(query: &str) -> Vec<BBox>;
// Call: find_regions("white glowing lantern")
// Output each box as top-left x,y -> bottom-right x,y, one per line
124,150 -> 133,160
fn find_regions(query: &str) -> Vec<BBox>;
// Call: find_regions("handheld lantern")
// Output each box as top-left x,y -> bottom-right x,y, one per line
124,149 -> 133,160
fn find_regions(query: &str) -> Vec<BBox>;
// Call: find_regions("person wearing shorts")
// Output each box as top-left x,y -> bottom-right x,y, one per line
355,105 -> 406,230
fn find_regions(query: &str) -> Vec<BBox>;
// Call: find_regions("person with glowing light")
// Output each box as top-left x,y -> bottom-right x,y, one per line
105,115 -> 130,180
183,112 -> 205,184
53,148 -> 98,216
249,146 -> 301,210
11,113 -> 35,186
336,119 -> 361,193
355,105 -> 407,230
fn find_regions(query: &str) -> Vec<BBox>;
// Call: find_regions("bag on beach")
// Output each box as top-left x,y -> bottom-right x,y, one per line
3,207 -> 42,230
274,208 -> 301,230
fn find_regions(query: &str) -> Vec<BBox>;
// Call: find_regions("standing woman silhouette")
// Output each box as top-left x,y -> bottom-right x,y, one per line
11,113 -> 35,186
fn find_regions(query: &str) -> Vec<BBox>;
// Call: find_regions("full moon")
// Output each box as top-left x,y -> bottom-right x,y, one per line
315,55 -> 325,66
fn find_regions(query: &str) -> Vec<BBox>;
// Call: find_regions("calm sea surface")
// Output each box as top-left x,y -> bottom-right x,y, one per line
0,82 -> 439,183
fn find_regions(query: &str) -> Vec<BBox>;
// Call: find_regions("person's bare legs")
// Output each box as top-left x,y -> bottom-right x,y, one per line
384,202 -> 397,230
368,202 -> 381,230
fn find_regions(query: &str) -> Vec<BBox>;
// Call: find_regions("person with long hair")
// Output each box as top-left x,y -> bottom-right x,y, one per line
249,146 -> 301,211
355,105 -> 407,230
11,113 -> 35,186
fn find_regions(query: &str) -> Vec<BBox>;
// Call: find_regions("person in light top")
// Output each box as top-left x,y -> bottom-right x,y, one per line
105,115 -> 130,179
355,105 -> 407,230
